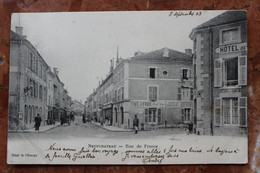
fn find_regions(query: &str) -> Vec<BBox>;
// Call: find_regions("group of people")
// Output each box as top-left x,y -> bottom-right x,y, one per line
34,113 -> 140,133
34,112 -> 76,131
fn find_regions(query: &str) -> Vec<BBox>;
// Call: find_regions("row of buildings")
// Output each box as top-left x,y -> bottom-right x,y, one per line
8,26 -> 72,130
85,11 -> 247,136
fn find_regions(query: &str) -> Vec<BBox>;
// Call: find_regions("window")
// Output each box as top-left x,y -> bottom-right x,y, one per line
214,56 -> 247,87
183,69 -> 188,80
181,68 -> 190,80
121,107 -> 124,124
182,108 -> 191,122
148,108 -> 156,123
150,68 -> 156,78
221,27 -> 240,44
115,108 -> 117,123
177,87 -> 181,100
36,59 -> 38,75
182,88 -> 190,101
163,71 -> 168,75
214,97 -> 247,127
39,85 -> 43,100
148,86 -> 158,101
33,56 -> 36,72
117,88 -> 121,101
121,87 -> 124,100
224,57 -> 238,86
115,90 -> 117,102
29,52 -> 33,70
223,98 -> 238,125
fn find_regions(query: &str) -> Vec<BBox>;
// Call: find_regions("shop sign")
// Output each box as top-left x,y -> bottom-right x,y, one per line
26,68 -> 46,87
215,42 -> 247,54
131,100 -> 180,107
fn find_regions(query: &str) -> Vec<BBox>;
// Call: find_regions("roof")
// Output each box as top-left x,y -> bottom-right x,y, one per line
10,30 -> 50,67
189,11 -> 247,39
11,30 -> 24,40
130,48 -> 191,62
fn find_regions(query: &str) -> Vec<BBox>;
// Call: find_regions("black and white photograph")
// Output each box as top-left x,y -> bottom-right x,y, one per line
7,10 -> 248,164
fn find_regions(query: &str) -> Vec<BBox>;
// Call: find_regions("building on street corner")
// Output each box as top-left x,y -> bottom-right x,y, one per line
86,47 -> 193,130
189,11 -> 247,136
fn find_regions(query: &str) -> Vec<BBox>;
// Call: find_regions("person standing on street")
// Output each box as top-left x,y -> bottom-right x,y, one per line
34,114 -> 42,131
133,115 -> 139,134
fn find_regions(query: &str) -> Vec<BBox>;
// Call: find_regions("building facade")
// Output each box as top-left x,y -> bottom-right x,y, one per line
86,48 -> 193,130
189,11 -> 247,136
9,27 -> 48,130
9,27 -> 71,130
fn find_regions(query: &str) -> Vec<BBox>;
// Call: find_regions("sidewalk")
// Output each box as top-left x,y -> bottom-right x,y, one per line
89,122 -> 133,132
8,124 -> 60,133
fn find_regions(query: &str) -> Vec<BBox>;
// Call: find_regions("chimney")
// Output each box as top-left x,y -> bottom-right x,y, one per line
134,51 -> 144,56
162,47 -> 169,58
116,46 -> 119,66
53,67 -> 59,76
15,26 -> 23,36
185,49 -> 192,56
110,59 -> 113,72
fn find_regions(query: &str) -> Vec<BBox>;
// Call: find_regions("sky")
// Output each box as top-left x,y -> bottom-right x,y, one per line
11,11 -> 224,102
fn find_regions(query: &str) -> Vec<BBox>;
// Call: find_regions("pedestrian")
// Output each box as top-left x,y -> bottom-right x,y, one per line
133,115 -> 139,134
70,112 -> 74,122
82,113 -> 86,123
34,114 -> 42,131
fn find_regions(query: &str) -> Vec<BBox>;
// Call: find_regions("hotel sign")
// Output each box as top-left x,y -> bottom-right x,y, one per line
131,100 -> 180,108
215,42 -> 247,54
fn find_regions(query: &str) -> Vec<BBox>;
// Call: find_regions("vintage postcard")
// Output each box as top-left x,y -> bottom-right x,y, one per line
7,10 -> 248,164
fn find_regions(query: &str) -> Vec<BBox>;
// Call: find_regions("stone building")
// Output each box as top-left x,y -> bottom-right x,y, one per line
9,27 -> 48,130
86,47 -> 193,130
189,11 -> 247,136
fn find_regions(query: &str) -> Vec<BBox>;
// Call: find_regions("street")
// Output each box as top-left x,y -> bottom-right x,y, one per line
8,116 -> 186,141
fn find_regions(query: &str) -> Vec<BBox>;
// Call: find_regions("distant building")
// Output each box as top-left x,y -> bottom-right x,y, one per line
46,68 -> 55,124
86,47 -> 193,130
189,11 -> 247,135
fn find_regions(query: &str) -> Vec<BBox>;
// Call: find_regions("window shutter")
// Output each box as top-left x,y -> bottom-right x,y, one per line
180,69 -> 183,79
156,68 -> 159,78
158,108 -> 161,115
177,87 -> 181,100
145,109 -> 148,115
149,87 -> 153,101
239,97 -> 247,127
147,68 -> 149,78
238,56 -> 247,86
214,98 -> 222,126
181,109 -> 184,122
191,109 -> 193,121
214,59 -> 222,87
188,69 -> 192,79
190,88 -> 193,100
154,87 -> 158,100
